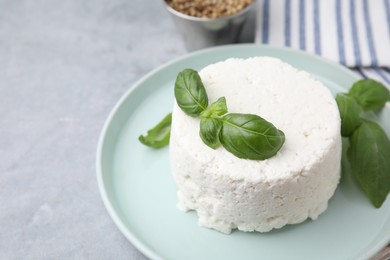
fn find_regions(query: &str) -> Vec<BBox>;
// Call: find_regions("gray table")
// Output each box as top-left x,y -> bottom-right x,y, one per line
0,1 -> 255,258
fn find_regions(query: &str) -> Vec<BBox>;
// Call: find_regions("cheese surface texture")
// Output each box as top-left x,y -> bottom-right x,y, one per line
169,57 -> 342,234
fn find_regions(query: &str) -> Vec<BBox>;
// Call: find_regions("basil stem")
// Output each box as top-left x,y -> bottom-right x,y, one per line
139,113 -> 172,148
347,120 -> 390,208
174,69 -> 208,116
219,113 -> 285,160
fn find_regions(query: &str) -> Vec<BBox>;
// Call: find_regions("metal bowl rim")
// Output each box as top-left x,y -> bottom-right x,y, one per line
164,0 -> 255,22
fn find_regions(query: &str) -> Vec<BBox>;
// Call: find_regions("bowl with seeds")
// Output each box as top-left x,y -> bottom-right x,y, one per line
165,0 -> 254,51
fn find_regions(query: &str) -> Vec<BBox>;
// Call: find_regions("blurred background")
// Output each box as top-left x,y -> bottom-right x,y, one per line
0,0 -> 254,259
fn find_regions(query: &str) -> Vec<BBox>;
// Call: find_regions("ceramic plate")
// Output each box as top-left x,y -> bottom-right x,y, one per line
96,45 -> 390,260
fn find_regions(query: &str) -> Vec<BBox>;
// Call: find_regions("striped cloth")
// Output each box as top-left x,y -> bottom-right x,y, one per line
255,0 -> 390,88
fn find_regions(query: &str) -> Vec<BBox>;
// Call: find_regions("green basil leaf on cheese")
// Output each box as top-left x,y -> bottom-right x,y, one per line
347,120 -> 390,208
200,97 -> 228,118
348,79 -> 390,111
139,113 -> 172,148
220,113 -> 285,160
199,117 -> 222,149
174,69 -> 208,116
336,93 -> 363,137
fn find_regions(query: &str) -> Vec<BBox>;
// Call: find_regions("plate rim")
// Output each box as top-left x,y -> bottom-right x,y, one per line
96,44 -> 388,260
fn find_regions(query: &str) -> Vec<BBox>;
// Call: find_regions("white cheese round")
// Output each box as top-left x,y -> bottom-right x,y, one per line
169,57 -> 342,234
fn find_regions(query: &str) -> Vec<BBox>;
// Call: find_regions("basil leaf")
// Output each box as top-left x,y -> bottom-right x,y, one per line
348,79 -> 390,111
199,117 -> 222,149
336,93 -> 363,137
174,69 -> 208,116
347,120 -> 390,208
139,113 -> 172,148
220,113 -> 285,160
200,97 -> 228,118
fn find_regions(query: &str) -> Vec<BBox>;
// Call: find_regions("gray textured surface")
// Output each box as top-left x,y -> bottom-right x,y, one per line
0,0 -> 255,259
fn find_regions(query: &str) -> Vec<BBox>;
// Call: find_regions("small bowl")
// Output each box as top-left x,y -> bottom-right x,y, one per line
164,1 -> 255,51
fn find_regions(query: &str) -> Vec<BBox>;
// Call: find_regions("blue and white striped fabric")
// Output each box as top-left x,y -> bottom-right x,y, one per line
255,0 -> 390,88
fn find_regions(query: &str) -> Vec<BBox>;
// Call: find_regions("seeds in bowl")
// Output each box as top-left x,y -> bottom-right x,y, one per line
165,0 -> 253,19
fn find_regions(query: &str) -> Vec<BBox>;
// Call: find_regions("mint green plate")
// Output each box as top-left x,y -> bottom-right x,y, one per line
97,45 -> 390,260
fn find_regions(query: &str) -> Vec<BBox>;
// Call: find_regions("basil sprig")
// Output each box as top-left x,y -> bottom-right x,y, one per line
174,69 -> 208,116
139,113 -> 172,148
347,120 -> 390,208
336,93 -> 362,137
348,79 -> 390,111
220,114 -> 285,160
174,69 -> 285,160
336,79 -> 390,208
199,117 -> 222,149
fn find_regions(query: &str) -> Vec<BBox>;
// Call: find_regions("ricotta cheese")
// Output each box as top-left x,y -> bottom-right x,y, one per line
169,57 -> 341,234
